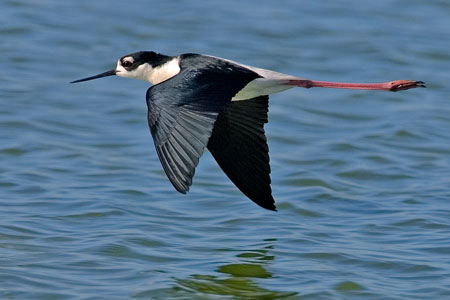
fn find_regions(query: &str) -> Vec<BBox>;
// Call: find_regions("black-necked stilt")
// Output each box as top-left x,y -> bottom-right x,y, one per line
71,51 -> 425,210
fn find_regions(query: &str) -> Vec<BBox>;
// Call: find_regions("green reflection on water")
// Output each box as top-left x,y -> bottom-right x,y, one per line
173,242 -> 297,299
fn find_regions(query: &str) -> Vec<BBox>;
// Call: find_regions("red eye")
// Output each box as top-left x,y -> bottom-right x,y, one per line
122,60 -> 132,68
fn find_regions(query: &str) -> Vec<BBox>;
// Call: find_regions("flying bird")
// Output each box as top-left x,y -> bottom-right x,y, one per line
71,51 -> 425,210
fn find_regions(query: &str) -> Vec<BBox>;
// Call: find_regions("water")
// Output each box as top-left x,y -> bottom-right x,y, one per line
1,0 -> 449,299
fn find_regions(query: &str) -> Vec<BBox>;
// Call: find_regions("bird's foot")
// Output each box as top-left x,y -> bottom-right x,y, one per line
389,80 -> 426,92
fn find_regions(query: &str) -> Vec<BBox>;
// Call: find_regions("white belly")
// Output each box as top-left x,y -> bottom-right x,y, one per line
232,78 -> 294,101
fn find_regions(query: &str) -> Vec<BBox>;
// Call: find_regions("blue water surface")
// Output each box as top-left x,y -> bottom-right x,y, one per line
1,0 -> 449,299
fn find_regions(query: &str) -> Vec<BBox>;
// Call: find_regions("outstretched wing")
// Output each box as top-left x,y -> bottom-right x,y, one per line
207,96 -> 275,211
146,54 -> 259,193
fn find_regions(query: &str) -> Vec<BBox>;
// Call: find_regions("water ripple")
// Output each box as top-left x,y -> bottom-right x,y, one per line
1,1 -> 449,299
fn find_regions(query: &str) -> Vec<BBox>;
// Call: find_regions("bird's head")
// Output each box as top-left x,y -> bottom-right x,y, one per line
71,51 -> 176,84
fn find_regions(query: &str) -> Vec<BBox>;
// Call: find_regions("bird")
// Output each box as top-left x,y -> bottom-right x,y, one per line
71,51 -> 425,211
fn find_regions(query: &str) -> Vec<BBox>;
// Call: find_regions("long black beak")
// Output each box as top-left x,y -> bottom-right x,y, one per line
70,69 -> 116,83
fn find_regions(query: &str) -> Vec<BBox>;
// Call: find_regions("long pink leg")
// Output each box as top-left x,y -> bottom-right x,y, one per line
287,79 -> 425,92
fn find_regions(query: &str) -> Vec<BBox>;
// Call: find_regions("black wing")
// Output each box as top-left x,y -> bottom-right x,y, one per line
207,96 -> 275,211
146,54 -> 259,193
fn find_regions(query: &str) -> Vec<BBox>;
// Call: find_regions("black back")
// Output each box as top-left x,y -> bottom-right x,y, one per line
146,54 -> 261,196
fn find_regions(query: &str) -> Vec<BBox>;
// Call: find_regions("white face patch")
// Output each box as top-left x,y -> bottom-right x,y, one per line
115,58 -> 153,81
115,57 -> 181,85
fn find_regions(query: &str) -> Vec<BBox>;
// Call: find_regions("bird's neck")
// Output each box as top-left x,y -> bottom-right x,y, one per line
147,57 -> 181,85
